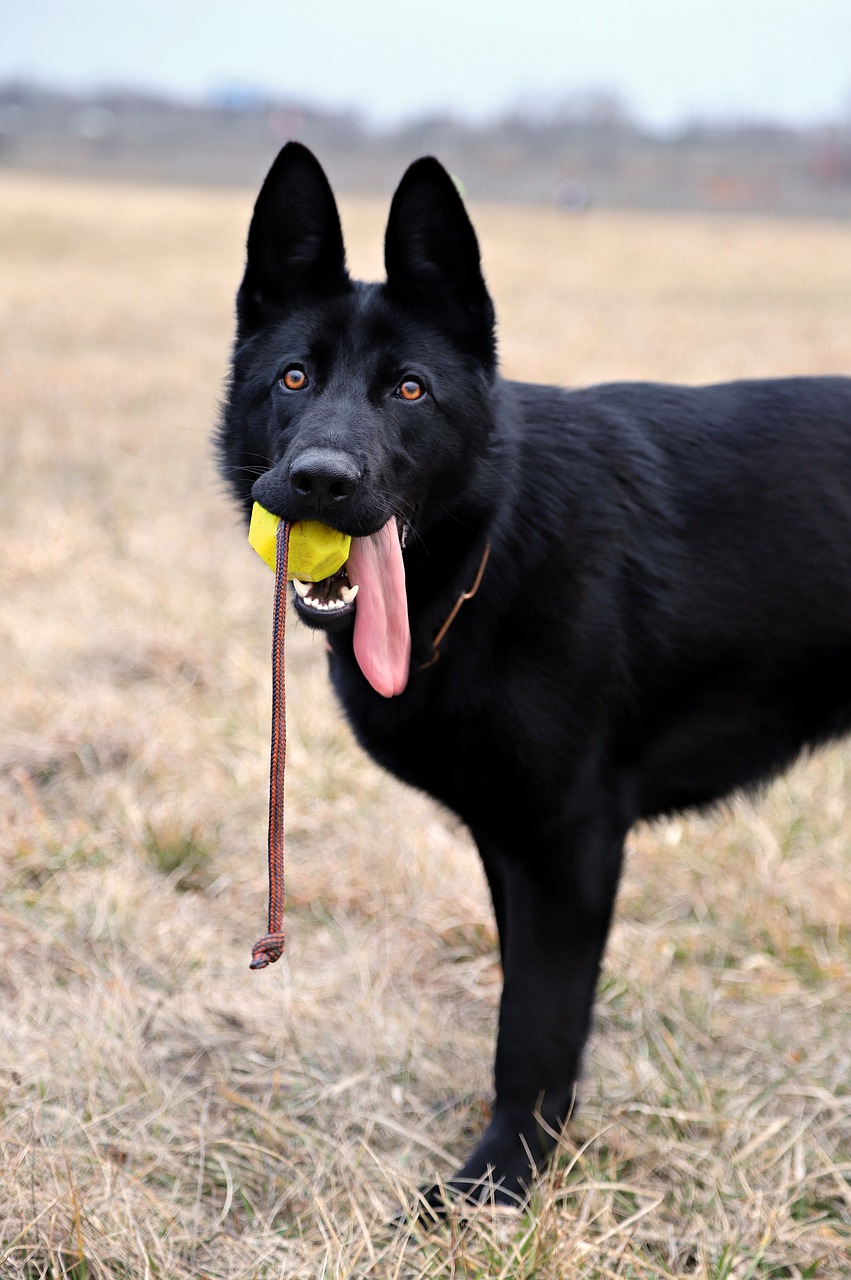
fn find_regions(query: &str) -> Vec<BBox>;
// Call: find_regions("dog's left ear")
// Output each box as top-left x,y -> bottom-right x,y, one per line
237,141 -> 349,338
384,158 -> 496,369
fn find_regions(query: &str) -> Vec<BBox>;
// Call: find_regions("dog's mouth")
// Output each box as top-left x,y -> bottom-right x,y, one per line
292,565 -> 358,614
292,516 -> 411,698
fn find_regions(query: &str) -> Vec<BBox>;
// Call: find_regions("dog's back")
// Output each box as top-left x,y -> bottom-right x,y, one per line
538,376 -> 851,811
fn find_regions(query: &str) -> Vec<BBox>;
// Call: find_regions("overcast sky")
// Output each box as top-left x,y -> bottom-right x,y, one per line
3,0 -> 850,130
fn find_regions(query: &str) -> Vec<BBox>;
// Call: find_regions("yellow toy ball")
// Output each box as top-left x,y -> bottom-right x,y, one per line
248,503 -> 352,581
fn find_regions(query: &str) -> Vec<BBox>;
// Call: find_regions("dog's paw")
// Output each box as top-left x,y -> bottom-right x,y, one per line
394,1174 -> 527,1229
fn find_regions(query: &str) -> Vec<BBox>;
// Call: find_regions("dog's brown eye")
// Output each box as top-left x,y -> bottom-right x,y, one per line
399,378 -> 424,401
282,366 -> 307,391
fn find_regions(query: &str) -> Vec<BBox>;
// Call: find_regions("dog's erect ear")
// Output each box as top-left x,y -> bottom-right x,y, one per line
384,158 -> 496,368
237,142 -> 349,336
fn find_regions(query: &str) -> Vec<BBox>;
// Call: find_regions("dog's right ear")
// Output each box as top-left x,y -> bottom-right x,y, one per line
384,157 -> 496,370
237,142 -> 349,337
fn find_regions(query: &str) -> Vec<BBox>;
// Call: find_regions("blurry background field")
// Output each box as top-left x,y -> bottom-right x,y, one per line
0,170 -> 850,1279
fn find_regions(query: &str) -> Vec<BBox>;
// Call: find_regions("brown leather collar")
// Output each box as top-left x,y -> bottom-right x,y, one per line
418,540 -> 492,671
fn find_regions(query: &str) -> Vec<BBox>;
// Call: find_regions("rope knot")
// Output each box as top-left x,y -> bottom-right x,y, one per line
250,931 -> 286,970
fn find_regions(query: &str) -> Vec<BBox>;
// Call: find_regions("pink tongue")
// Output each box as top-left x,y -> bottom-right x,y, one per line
346,518 -> 410,697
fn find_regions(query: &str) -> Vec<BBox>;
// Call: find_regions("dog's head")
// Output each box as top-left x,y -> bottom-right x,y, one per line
218,143 -> 499,695
219,142 -> 497,526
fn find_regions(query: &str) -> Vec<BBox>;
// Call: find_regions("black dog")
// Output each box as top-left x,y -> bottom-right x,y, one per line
218,142 -> 851,1207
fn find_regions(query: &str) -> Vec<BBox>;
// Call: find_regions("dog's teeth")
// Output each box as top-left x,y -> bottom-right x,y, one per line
293,579 -> 356,611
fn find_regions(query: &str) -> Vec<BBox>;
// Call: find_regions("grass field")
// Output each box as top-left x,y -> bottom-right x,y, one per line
0,169 -> 849,1279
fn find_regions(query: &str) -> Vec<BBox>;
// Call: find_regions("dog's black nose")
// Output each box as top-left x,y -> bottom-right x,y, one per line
286,448 -> 362,518
251,449 -> 362,521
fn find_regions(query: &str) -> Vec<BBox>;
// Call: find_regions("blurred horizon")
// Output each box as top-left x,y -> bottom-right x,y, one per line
2,0 -> 850,134
3,1 -> 851,217
3,75 -> 851,218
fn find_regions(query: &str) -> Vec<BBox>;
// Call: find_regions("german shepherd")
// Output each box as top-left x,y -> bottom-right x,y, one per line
218,142 -> 851,1207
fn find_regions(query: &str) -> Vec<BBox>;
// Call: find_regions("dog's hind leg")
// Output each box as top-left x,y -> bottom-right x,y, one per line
446,806 -> 629,1208
475,832 -> 511,963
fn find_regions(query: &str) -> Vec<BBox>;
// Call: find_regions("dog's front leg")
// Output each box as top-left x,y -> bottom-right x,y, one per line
446,812 -> 628,1209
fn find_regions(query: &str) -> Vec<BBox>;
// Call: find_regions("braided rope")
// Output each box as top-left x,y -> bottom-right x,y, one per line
250,518 -> 289,970
249,522 -> 490,966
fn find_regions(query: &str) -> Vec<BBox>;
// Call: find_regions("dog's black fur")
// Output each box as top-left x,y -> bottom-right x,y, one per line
219,142 -> 851,1207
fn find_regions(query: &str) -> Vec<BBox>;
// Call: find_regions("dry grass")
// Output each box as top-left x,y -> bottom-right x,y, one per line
0,169 -> 849,1279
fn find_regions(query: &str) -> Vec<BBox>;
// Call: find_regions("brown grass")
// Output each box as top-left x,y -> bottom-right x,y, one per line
0,170 -> 849,1279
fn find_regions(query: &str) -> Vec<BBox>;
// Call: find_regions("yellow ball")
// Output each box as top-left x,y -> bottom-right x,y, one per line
248,503 -> 351,581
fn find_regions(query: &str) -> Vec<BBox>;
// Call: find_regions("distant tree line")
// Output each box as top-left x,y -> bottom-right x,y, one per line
1,80 -> 850,216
